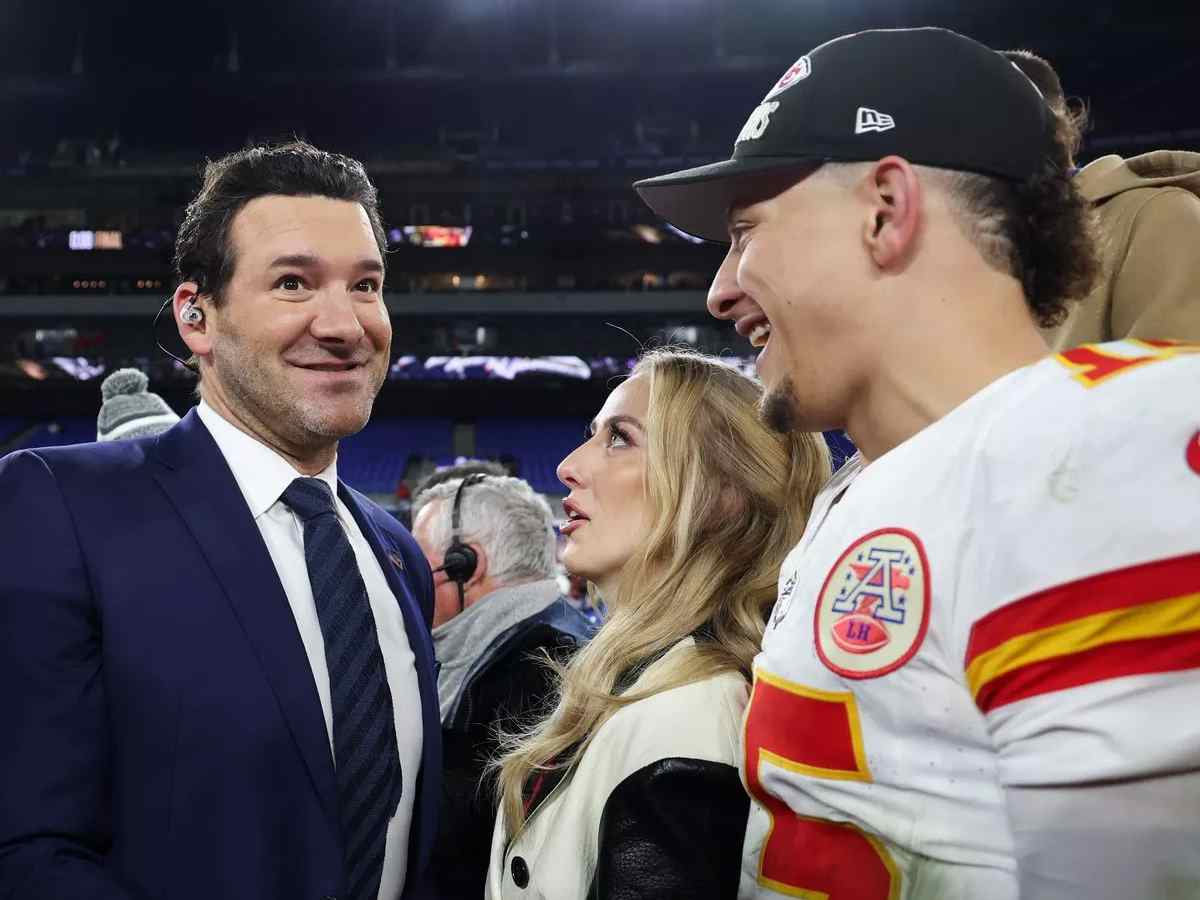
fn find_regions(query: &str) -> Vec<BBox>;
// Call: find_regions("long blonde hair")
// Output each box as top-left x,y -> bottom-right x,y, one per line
494,348 -> 830,834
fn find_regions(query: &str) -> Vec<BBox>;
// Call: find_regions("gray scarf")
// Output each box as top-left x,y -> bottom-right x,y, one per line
432,578 -> 562,725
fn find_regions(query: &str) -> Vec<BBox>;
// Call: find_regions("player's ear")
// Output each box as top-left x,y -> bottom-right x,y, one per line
860,155 -> 921,270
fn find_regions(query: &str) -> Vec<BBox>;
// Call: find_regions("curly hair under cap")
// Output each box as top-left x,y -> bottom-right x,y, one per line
937,157 -> 1101,328
823,95 -> 1100,328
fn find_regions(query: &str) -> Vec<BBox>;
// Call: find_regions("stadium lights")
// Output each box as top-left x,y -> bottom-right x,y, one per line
68,230 -> 123,250
632,224 -> 663,244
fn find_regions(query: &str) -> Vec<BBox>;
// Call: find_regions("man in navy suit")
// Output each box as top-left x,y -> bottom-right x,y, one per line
0,141 -> 441,900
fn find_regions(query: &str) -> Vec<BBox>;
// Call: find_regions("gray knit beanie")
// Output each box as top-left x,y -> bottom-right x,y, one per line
97,368 -> 180,441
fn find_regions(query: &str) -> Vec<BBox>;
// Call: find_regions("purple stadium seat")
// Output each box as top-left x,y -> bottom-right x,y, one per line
475,418 -> 586,495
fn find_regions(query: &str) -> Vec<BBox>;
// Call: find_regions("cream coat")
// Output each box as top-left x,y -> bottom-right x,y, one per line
484,638 -> 749,899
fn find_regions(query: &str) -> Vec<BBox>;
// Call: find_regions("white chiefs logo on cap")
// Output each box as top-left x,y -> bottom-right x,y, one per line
735,101 -> 780,145
814,528 -> 930,679
764,55 -> 811,100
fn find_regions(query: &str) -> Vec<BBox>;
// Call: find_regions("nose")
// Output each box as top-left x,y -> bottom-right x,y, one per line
309,289 -> 367,344
557,442 -> 586,490
706,247 -> 743,321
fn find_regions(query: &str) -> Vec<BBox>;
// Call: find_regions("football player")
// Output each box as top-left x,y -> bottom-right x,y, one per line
635,26 -> 1200,900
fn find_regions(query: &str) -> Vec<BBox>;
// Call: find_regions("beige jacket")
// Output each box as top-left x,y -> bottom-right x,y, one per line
1045,150 -> 1200,350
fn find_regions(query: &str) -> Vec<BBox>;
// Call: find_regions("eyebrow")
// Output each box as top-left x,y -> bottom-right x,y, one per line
588,413 -> 646,435
267,254 -> 384,274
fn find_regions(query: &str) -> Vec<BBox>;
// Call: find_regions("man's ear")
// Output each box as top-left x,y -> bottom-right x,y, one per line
172,282 -> 211,358
860,155 -> 922,270
464,543 -> 488,589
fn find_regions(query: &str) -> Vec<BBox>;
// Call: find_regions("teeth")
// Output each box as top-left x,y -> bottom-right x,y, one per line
748,322 -> 772,348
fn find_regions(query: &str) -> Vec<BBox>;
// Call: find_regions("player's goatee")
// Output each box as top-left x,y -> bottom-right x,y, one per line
761,375 -> 801,433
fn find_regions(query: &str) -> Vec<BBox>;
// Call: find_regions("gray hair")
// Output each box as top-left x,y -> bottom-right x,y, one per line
412,475 -> 557,583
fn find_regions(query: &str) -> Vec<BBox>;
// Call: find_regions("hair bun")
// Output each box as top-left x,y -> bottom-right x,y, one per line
100,368 -> 150,401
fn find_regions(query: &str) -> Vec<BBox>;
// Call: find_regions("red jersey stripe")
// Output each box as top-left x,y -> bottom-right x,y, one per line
974,627 -> 1200,714
965,552 -> 1200,668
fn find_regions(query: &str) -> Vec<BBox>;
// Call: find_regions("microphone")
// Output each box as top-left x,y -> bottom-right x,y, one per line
152,295 -> 199,374
430,564 -> 467,614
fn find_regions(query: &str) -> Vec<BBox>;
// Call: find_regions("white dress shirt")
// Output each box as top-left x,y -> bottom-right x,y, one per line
197,402 -> 422,900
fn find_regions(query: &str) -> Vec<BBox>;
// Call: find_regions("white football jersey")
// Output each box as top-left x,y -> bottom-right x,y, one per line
740,340 -> 1200,900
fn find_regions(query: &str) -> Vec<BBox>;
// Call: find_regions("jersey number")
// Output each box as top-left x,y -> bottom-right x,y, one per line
744,669 -> 899,899
1056,339 -> 1200,388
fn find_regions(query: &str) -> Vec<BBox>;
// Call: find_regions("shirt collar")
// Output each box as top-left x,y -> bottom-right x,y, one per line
196,400 -> 339,520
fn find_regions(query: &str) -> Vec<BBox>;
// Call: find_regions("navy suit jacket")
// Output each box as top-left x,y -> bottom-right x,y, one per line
0,410 -> 441,900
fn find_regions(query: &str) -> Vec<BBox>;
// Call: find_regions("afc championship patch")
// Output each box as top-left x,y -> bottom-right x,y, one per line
814,528 -> 930,679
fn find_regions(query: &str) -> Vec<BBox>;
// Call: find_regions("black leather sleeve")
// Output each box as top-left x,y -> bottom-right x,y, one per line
588,757 -> 750,900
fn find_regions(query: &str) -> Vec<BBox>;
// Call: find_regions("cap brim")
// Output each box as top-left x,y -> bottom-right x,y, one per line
634,156 -> 821,242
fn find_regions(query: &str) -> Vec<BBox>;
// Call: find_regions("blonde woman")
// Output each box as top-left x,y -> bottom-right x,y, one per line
486,348 -> 830,899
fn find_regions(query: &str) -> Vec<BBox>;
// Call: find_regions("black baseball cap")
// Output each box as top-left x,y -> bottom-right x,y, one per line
634,27 -> 1055,242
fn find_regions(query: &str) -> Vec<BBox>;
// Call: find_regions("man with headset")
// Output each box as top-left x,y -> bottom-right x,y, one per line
410,474 -> 595,898
0,141 -> 440,900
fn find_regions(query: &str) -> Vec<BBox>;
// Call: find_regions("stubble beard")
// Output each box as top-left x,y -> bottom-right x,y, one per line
211,330 -> 383,451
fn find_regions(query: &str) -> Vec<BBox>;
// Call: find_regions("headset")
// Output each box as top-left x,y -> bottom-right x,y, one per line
152,282 -> 205,374
435,474 -> 488,613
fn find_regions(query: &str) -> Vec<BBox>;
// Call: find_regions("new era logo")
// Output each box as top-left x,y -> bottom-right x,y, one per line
855,107 -> 895,134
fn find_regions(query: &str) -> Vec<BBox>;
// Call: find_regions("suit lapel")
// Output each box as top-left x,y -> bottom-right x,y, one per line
150,410 -> 338,829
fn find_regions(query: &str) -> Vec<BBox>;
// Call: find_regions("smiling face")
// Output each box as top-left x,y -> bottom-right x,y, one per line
191,194 -> 391,468
555,374 -> 653,599
706,168 -> 870,433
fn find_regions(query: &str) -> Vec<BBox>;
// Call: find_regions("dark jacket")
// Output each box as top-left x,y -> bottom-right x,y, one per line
0,410 -> 442,900
430,579 -> 595,899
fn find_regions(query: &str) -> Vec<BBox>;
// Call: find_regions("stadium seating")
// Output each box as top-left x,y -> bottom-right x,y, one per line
475,417 -> 587,496
337,418 -> 456,494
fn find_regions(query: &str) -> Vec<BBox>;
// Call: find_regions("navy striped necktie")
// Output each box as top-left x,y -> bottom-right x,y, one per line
281,477 -> 401,900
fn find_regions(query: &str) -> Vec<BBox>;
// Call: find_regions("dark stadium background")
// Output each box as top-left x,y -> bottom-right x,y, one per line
1,0 -> 1195,513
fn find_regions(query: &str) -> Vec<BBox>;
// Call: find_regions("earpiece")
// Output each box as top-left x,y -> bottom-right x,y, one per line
439,543 -> 479,584
440,474 -> 486,585
180,301 -> 204,325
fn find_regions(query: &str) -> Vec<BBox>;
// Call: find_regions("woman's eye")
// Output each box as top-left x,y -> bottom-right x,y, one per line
606,427 -> 630,449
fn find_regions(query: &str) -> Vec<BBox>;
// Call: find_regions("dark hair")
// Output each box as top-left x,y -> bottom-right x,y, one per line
942,158 -> 1100,327
1003,49 -> 1087,163
1004,49 -> 1065,108
173,140 -> 387,304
